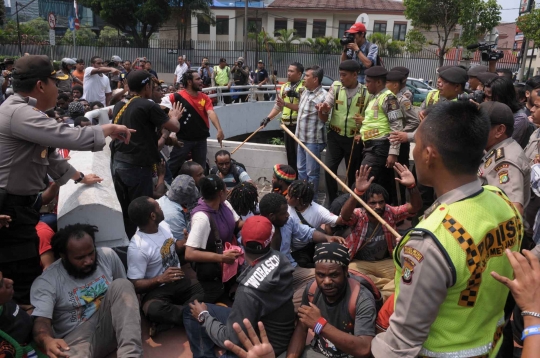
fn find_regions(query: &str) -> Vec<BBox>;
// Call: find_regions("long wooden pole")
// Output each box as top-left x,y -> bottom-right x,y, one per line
280,123 -> 401,239
231,125 -> 264,155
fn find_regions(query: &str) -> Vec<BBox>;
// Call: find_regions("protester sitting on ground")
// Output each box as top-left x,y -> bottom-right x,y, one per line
65,101 -> 85,125
127,196 -> 204,337
72,85 -> 83,100
228,182 -> 259,220
259,193 -> 345,309
184,216 -> 296,358
184,175 -> 243,303
210,150 -> 252,189
78,99 -> 90,113
272,164 -> 296,196
157,175 -> 199,242
89,101 -> 104,111
31,224 -> 142,358
179,161 -> 205,188
286,242 -> 376,358
73,116 -> 91,127
56,93 -> 70,111
341,164 -> 421,299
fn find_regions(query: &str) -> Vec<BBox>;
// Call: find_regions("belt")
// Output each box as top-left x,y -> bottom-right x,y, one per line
364,138 -> 389,147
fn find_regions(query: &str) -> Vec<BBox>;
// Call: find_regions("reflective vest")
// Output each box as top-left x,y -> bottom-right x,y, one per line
394,185 -> 522,358
280,80 -> 305,125
360,89 -> 393,141
213,66 -> 230,86
328,81 -> 369,138
425,89 -> 458,108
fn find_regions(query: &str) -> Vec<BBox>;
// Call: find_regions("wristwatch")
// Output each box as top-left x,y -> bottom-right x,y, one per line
74,172 -> 85,184
198,310 -> 210,323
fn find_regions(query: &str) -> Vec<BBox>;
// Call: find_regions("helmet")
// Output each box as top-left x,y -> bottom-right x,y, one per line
61,58 -> 76,66
111,55 -> 122,62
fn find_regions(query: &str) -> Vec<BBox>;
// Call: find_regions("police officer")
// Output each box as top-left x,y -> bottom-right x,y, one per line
468,65 -> 488,91
261,62 -> 305,172
317,60 -> 368,204
212,58 -> 233,104
478,101 -> 530,215
419,66 -> 466,120
372,101 -> 522,357
0,55 -> 133,305
476,71 -> 499,91
56,58 -> 82,94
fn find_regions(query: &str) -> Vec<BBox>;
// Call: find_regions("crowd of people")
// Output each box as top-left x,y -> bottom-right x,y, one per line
1,20 -> 540,358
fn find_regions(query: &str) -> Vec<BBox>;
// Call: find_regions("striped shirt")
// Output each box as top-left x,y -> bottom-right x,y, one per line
295,85 -> 328,144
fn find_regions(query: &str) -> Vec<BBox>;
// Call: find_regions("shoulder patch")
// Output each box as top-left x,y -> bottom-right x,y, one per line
499,170 -> 510,184
403,246 -> 424,262
484,157 -> 493,168
495,147 -> 505,161
402,257 -> 415,285
386,96 -> 399,112
494,163 -> 509,172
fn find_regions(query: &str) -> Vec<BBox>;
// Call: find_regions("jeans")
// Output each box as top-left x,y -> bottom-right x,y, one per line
169,139 -> 208,178
183,303 -> 233,358
297,142 -> 326,193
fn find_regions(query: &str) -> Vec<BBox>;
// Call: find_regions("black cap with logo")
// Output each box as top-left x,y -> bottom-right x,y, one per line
12,55 -> 63,80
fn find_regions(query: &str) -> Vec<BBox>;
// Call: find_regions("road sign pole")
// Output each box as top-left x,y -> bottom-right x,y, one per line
72,26 -> 76,53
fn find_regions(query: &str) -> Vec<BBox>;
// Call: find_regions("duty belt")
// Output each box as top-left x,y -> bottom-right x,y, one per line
329,125 -> 357,136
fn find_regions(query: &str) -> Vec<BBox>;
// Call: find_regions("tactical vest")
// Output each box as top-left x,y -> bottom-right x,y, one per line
360,89 -> 393,141
425,89 -> 440,107
329,81 -> 369,138
213,66 -> 230,86
280,81 -> 305,125
394,185 -> 522,358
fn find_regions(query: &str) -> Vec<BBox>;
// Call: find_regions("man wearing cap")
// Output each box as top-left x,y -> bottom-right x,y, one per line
478,101 -> 530,215
212,58 -> 233,104
56,58 -> 82,93
468,65 -> 488,91
231,57 -> 249,103
287,242 -> 377,358
261,62 -> 305,172
82,56 -> 119,106
419,66 -> 466,119
174,56 -> 189,89
66,101 -> 85,125
272,164 -> 297,196
341,22 -> 379,84
318,60 -> 369,204
127,196 -> 204,337
184,216 -> 296,358
255,60 -> 269,101
109,55 -> 124,90
0,55 -> 134,305
476,71 -> 499,91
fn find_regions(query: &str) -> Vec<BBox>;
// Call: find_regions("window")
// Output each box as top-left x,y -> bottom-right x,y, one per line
248,18 -> 262,34
216,17 -> 229,35
312,20 -> 326,38
274,19 -> 287,36
338,22 -> 354,38
373,22 -> 387,34
393,23 -> 407,41
198,15 -> 210,35
293,19 -> 307,38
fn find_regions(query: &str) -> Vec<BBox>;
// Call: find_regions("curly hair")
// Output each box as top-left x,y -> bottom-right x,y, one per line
228,182 -> 258,216
288,180 -> 315,205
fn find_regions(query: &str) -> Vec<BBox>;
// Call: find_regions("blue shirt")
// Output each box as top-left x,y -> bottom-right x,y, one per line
157,196 -> 190,241
345,41 -> 378,84
279,216 -> 315,268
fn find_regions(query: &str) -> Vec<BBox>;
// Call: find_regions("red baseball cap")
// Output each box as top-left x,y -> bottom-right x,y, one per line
242,216 -> 275,254
347,23 -> 366,34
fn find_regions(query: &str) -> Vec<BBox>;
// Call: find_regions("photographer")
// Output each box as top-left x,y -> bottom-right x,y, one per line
340,23 -> 378,84
231,57 -> 249,103
198,57 -> 213,89
1,58 -> 14,100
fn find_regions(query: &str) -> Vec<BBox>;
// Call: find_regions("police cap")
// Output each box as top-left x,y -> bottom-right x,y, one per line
468,65 -> 488,77
477,72 -> 498,86
12,55 -> 63,80
387,70 -> 406,82
339,60 -> 361,73
437,65 -> 454,74
391,66 -> 410,77
439,67 -> 468,85
479,101 -> 514,128
365,66 -> 388,78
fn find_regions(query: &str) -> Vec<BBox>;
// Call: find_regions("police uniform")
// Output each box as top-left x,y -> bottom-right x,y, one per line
372,180 -> 522,357
213,60 -> 232,104
55,69 -> 72,93
277,79 -> 305,172
0,56 -> 107,304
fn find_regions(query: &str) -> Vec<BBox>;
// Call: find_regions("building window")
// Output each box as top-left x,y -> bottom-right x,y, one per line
312,20 -> 326,38
198,15 -> 210,35
393,23 -> 407,41
373,22 -> 387,34
248,18 -> 262,34
293,19 -> 307,38
216,17 -> 229,35
338,21 -> 354,38
274,19 -> 287,36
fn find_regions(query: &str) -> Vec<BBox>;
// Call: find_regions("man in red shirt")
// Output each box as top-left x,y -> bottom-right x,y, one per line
164,70 -> 225,177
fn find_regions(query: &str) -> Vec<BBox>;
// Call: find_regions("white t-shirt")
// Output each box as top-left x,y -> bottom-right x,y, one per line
127,222 -> 180,280
186,201 -> 240,249
82,67 -> 112,105
288,202 -> 338,229
174,63 -> 189,84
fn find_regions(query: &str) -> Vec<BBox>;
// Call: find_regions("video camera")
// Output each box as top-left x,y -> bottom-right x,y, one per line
340,33 -> 355,46
457,90 -> 485,103
467,42 -> 504,62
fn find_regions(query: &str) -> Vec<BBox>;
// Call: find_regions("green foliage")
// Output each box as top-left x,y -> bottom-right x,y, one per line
367,33 -> 404,56
518,9 -> 540,49
269,137 -> 285,145
61,28 -> 96,45
274,29 -> 301,52
248,31 -> 275,49
303,37 -> 341,54
172,0 -> 215,47
0,18 -> 50,44
404,29 -> 427,53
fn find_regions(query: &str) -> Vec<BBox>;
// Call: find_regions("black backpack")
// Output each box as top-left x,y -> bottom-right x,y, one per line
209,158 -> 246,184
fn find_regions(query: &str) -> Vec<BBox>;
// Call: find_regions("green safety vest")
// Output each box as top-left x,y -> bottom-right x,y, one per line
394,185 -> 522,357
328,81 -> 369,138
360,89 -> 393,141
280,80 -> 305,125
214,66 -> 230,86
425,89 -> 458,108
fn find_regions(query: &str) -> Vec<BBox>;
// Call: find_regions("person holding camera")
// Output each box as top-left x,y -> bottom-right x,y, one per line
212,58 -> 233,105
198,57 -> 213,89
1,58 -> 14,101
231,57 -> 249,103
340,23 -> 378,84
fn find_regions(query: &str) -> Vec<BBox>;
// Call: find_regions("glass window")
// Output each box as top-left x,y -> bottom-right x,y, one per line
373,22 -> 387,34
338,22 -> 354,38
248,18 -> 262,34
293,19 -> 307,38
312,20 -> 326,38
216,17 -> 229,35
393,23 -> 407,41
198,15 -> 210,35
274,19 -> 287,36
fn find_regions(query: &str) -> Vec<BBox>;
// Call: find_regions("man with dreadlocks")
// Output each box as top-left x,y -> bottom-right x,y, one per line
228,182 -> 259,219
272,164 -> 297,196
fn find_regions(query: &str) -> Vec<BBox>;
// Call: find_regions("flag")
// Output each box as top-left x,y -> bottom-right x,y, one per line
74,0 -> 78,19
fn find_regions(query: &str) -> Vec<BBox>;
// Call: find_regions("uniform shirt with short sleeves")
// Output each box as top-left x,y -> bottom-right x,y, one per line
30,248 -> 126,339
186,201 -> 240,249
256,68 -> 268,84
82,67 -> 112,105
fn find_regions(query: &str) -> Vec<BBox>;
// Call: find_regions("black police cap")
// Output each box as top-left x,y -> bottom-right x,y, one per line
365,66 -> 388,78
479,101 -> 514,128
339,60 -> 361,73
12,55 -> 62,80
391,66 -> 410,77
437,65 -> 454,74
439,67 -> 468,85
468,65 -> 488,77
387,70 -> 406,82
477,72 -> 498,86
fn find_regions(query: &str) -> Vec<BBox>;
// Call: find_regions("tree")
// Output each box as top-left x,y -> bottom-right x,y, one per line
78,0 -> 170,47
61,28 -> 96,45
274,29 -> 300,52
304,37 -> 341,54
367,33 -> 404,56
403,0 -> 501,66
518,9 -> 540,49
170,0 -> 214,49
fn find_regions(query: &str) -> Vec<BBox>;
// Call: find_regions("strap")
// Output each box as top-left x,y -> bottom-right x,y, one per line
295,210 -> 314,228
347,278 -> 361,320
113,95 -> 140,124
334,84 -> 342,110
206,213 -> 224,255
307,280 -> 318,304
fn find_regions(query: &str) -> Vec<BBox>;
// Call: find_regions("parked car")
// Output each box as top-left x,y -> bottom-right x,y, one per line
407,78 -> 434,93
406,84 -> 428,104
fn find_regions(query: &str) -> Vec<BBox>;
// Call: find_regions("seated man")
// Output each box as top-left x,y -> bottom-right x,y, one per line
127,196 -> 204,337
259,193 -> 345,308
179,161 -> 206,188
287,243 -> 376,358
272,164 -> 296,196
341,164 -> 421,299
31,224 -> 142,358
210,150 -> 252,189
183,216 -> 296,358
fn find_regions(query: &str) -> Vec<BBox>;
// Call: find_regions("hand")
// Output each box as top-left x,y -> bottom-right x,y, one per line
157,266 -> 184,284
347,42 -> 360,52
224,319 -> 276,358
418,110 -> 427,121
260,117 -> 271,127
189,299 -> 208,320
109,125 -> 136,144
298,303 -> 322,330
43,337 -> 70,358
355,165 -> 374,193
276,95 -> 285,108
354,113 -> 364,125
394,163 -> 415,187
168,101 -> 184,120
227,83 -> 232,90
386,154 -> 398,169
389,131 -> 408,144
222,250 -> 241,264
82,174 -> 103,185
216,129 -> 224,148
354,134 -> 362,143
157,159 -> 166,178
491,249 -> 540,313
111,69 -> 120,75
317,102 -> 331,114
534,156 -> 540,165
122,79 -> 129,92
328,236 -> 346,244
0,215 -> 12,229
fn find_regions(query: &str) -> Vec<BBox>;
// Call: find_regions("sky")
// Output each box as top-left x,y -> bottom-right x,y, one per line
497,0 -> 520,23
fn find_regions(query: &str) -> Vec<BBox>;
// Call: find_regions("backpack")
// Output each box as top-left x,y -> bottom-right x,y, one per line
209,158 -> 246,184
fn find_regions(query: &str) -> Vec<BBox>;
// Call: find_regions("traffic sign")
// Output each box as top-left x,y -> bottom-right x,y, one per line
74,18 -> 80,30
48,13 -> 56,30
68,16 -> 74,31
49,29 -> 56,45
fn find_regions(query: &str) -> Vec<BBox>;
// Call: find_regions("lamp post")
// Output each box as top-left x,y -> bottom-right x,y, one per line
15,2 -> 23,56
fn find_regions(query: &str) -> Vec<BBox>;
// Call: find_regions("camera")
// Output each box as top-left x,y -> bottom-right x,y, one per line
457,90 -> 485,103
285,88 -> 299,98
467,42 -> 504,62
237,61 -> 243,67
340,33 -> 355,46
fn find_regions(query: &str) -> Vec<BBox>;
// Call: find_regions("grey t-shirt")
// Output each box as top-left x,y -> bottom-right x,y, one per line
302,279 -> 376,358
30,247 -> 127,338
355,223 -> 388,261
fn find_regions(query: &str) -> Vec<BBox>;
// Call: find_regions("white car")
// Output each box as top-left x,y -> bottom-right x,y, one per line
407,78 -> 434,93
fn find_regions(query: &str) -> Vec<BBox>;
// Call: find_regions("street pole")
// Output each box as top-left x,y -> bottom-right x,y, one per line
528,46 -> 535,79
243,0 -> 248,62
15,2 -> 23,57
72,27 -> 76,53
518,38 -> 529,81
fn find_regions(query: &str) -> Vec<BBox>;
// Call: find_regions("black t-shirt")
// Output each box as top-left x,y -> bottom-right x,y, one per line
256,68 -> 268,84
0,301 -> 33,346
112,98 -> 169,167
232,66 -> 249,85
147,69 -> 158,79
